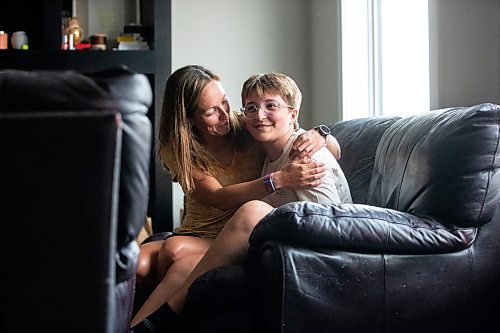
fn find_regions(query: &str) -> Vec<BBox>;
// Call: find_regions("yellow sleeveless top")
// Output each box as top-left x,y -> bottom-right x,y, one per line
163,122 -> 265,239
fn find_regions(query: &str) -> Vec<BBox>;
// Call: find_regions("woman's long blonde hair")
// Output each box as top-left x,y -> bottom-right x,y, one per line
158,65 -> 240,195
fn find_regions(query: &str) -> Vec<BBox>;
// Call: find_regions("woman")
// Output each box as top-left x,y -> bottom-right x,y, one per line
132,65 -> 341,327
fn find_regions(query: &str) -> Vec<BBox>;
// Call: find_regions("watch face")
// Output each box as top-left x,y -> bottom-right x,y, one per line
316,124 -> 331,136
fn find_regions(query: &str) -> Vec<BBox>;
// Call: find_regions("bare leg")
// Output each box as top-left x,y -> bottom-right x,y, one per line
134,240 -> 163,313
167,200 -> 273,313
131,236 -> 212,326
131,253 -> 205,326
136,241 -> 163,286
154,236 -> 211,281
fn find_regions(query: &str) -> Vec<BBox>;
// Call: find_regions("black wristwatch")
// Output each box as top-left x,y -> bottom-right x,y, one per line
314,124 -> 331,138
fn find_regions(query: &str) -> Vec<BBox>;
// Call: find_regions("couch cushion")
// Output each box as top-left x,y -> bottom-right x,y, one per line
329,117 -> 400,204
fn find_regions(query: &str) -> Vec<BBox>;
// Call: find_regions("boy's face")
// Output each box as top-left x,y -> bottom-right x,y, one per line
243,89 -> 298,145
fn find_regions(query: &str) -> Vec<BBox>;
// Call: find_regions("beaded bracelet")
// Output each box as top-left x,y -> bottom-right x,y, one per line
263,172 -> 276,194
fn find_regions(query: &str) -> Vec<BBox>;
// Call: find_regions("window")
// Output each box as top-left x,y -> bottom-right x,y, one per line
341,0 -> 430,119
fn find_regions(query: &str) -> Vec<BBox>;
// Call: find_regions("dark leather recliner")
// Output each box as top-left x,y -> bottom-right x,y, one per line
184,103 -> 500,333
0,67 -> 152,333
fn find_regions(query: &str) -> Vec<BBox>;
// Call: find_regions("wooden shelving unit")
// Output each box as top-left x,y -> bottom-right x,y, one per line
0,0 -> 174,232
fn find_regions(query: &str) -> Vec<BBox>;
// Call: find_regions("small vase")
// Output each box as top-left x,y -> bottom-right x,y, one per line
66,17 -> 83,46
11,31 -> 28,49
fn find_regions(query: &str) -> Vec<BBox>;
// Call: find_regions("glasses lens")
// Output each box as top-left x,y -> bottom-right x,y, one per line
243,104 -> 258,118
265,102 -> 280,111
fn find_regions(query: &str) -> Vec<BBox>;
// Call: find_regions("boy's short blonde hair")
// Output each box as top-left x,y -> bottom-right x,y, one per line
241,72 -> 302,110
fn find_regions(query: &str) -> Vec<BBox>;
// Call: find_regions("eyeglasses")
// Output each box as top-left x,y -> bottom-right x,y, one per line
240,101 -> 293,119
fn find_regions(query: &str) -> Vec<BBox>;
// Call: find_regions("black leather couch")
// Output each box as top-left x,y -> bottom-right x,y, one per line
0,67 -> 152,333
183,103 -> 500,333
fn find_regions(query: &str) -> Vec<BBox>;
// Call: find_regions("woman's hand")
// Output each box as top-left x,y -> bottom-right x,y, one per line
273,158 -> 327,189
289,129 -> 341,161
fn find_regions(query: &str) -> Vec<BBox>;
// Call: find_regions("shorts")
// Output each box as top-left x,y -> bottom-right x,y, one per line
140,231 -> 202,245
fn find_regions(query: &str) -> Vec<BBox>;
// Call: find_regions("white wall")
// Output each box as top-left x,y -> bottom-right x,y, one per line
429,0 -> 500,109
170,0 -> 327,227
310,0 -> 343,124
74,0 -> 139,45
170,0 -> 499,227
172,0 -> 311,121
87,0 -> 125,44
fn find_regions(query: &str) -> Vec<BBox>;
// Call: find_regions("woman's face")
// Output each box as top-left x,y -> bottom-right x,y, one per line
243,89 -> 297,145
193,80 -> 231,139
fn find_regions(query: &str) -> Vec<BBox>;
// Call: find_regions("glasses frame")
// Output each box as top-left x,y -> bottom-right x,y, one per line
240,101 -> 293,119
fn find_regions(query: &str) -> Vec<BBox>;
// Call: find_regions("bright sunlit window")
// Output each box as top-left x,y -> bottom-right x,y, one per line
341,0 -> 430,119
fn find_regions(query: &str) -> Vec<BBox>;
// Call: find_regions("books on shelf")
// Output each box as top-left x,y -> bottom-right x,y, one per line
116,33 -> 149,51
117,41 -> 149,50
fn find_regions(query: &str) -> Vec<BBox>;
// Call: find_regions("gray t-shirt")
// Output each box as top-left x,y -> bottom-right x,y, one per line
261,129 -> 352,207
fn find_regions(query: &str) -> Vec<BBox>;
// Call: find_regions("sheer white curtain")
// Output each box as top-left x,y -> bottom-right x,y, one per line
341,0 -> 430,119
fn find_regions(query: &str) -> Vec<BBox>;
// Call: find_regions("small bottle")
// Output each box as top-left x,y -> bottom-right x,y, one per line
61,34 -> 68,50
68,33 -> 75,50
0,31 -> 8,50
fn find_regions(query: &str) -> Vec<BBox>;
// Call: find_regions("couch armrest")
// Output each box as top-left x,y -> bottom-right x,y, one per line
248,201 -> 476,255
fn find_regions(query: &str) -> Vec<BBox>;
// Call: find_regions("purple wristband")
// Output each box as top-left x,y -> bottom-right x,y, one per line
263,173 -> 276,194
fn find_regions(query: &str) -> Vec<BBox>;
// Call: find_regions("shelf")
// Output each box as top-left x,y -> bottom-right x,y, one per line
0,50 -> 156,74
0,0 -> 173,232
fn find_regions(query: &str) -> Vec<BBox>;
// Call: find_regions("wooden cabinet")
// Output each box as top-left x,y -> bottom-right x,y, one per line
0,0 -> 173,232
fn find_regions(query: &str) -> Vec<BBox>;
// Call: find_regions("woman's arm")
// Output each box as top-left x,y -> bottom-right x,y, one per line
289,128 -> 341,161
190,160 -> 326,211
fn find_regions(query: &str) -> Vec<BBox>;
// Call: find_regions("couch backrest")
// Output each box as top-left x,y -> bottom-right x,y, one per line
89,68 -> 153,283
368,103 -> 500,228
329,117 -> 400,204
